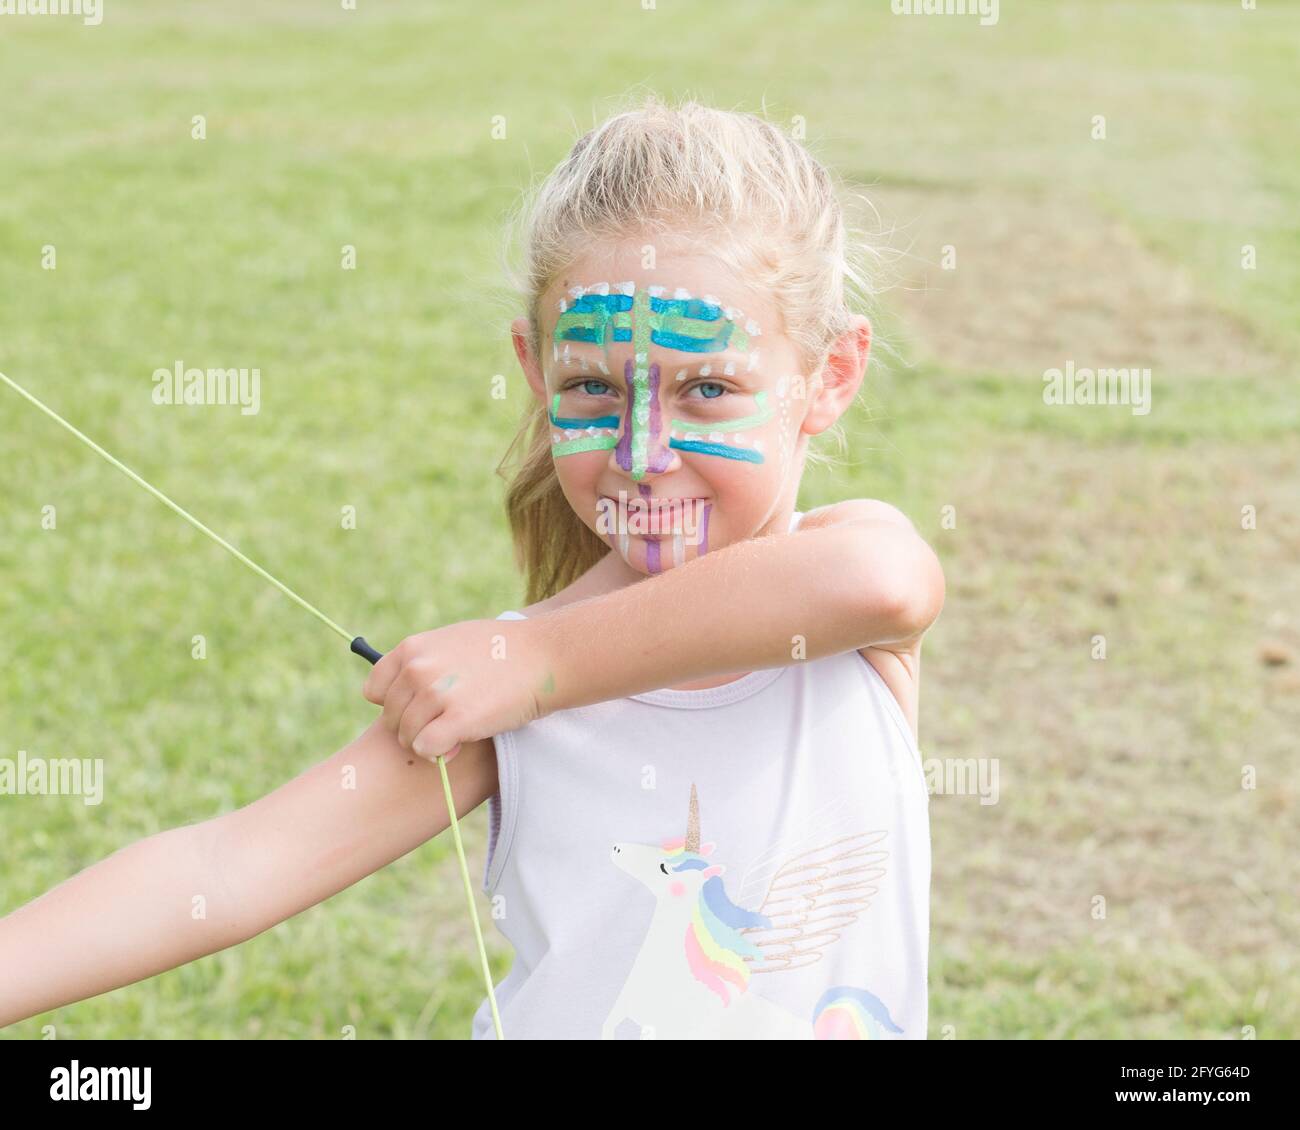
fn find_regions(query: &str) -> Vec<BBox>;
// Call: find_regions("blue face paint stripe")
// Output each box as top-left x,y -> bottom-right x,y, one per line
551,410 -> 622,429
560,324 -> 734,352
650,295 -> 724,320
650,329 -> 734,353
669,439 -> 765,464
554,292 -> 632,349
549,393 -> 620,430
555,291 -> 751,352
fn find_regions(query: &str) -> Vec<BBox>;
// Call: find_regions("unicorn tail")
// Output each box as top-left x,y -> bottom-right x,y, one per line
811,985 -> 904,1040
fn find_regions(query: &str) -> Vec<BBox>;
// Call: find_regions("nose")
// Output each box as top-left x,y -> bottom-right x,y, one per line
608,358 -> 679,481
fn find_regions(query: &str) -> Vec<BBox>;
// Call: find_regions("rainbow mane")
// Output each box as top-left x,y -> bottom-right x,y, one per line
661,841 -> 770,1005
812,987 -> 904,1039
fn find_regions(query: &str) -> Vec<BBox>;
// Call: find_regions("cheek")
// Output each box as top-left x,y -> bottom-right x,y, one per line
687,435 -> 783,502
683,401 -> 792,483
551,450 -> 605,492
669,881 -> 686,898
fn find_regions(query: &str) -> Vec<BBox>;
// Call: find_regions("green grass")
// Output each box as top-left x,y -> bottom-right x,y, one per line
1,0 -> 1296,1038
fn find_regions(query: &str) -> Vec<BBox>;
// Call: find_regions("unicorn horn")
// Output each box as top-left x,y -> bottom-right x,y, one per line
685,783 -> 700,854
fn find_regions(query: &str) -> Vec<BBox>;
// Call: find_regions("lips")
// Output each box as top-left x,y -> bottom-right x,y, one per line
600,495 -> 707,537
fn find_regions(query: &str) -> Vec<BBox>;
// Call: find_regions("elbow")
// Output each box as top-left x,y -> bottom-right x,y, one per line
842,525 -> 946,645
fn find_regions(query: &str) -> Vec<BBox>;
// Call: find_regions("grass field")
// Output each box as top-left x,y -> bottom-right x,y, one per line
1,1 -> 1296,1039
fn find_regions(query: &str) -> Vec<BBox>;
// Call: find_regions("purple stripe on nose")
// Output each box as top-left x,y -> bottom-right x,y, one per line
615,360 -> 671,476
646,363 -> 671,473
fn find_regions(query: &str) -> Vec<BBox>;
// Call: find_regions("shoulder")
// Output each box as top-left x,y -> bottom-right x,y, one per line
797,497 -> 919,533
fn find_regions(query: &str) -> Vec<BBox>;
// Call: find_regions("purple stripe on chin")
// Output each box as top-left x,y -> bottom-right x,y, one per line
638,484 -> 660,573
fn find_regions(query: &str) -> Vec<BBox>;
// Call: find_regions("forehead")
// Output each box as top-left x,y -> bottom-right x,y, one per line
563,279 -> 758,343
538,246 -> 780,350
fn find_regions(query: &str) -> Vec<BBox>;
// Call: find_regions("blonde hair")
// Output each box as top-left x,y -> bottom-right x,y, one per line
495,92 -> 883,604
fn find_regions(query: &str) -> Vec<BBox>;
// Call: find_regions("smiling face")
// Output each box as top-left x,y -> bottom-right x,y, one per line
514,238 -> 865,577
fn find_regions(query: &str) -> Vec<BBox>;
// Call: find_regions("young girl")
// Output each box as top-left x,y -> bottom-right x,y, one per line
0,96 -> 943,1040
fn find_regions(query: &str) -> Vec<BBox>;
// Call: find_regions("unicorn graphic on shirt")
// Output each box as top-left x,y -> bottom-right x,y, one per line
602,783 -> 902,1040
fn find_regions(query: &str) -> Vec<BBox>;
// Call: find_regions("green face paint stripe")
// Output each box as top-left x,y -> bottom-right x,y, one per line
554,293 -> 624,347
653,312 -> 750,353
552,435 -> 619,457
553,309 -> 595,338
631,286 -> 653,479
670,391 -> 771,434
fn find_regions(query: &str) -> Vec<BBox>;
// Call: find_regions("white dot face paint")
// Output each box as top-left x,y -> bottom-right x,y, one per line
539,262 -> 806,581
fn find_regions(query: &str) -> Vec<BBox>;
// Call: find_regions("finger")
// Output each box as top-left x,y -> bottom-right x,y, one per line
363,645 -> 405,704
413,717 -> 461,761
398,684 -> 445,750
381,659 -> 431,734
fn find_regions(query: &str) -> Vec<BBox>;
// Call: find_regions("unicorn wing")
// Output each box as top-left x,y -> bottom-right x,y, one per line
735,792 -> 874,907
738,827 -> 890,975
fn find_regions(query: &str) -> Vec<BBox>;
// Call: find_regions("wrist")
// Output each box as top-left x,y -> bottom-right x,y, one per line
519,614 -> 570,719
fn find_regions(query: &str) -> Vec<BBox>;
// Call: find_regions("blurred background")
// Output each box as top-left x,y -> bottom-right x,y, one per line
0,0 -> 1295,1038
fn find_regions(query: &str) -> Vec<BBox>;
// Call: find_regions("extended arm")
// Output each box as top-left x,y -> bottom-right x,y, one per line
0,723 -> 497,1028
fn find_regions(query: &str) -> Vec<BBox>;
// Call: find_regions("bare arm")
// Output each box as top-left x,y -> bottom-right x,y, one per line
361,499 -> 945,760
538,498 -> 945,711
0,722 -> 498,1028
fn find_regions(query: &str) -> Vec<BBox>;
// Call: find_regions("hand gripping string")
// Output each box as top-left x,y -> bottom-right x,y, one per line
0,370 -> 504,1040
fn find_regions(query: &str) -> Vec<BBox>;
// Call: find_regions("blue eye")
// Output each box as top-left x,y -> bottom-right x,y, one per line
580,379 -> 612,397
692,382 -> 726,400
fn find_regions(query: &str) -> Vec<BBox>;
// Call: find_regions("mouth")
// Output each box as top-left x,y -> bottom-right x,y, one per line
599,494 -> 708,538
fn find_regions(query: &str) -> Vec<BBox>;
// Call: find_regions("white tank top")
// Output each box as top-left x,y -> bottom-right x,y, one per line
472,511 -> 931,1039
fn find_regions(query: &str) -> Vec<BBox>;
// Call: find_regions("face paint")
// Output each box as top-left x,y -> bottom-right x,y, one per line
549,392 -> 619,457
640,483 -> 660,575
553,282 -> 762,481
667,390 -> 773,464
775,376 -> 792,475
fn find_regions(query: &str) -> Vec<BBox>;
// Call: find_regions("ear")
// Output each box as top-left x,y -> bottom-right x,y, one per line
801,314 -> 871,437
700,841 -> 716,856
512,315 -> 548,407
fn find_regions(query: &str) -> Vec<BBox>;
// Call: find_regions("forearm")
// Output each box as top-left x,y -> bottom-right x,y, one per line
538,518 -> 936,710
0,821 -> 241,1028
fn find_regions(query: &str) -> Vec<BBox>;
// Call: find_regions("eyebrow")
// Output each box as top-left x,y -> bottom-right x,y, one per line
551,354 -> 760,378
